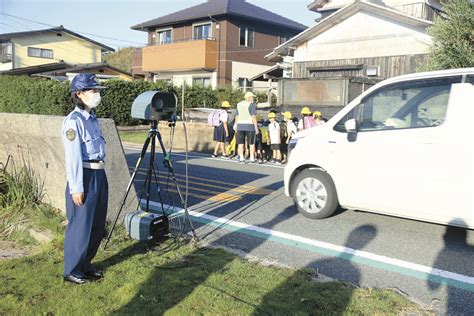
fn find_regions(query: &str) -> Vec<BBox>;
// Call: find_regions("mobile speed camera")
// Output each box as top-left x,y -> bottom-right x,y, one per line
131,91 -> 177,122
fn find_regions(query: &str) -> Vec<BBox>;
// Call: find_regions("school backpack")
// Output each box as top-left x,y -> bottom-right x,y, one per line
260,126 -> 269,144
280,121 -> 287,139
303,116 -> 317,129
207,109 -> 224,127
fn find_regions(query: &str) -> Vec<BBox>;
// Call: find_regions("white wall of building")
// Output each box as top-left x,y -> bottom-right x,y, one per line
154,71 -> 217,88
385,0 -> 441,9
294,10 -> 431,62
231,61 -> 274,90
0,62 -> 13,71
318,0 -> 441,10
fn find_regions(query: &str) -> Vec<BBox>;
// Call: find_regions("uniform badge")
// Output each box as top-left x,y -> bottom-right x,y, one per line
66,128 -> 76,141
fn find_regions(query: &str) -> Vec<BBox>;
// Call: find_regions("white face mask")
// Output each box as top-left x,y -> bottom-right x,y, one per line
82,91 -> 101,108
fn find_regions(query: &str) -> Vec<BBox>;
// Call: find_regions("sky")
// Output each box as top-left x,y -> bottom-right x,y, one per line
0,0 -> 319,50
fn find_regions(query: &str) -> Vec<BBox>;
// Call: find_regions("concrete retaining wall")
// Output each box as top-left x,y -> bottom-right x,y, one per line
155,121 -> 216,153
0,113 -> 137,221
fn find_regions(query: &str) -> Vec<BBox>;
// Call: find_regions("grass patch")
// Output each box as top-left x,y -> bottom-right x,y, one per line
0,158 -> 63,246
0,218 -> 429,315
118,130 -> 148,144
0,155 -> 430,315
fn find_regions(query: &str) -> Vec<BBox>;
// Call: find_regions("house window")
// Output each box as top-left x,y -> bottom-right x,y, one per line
367,66 -> 379,77
279,36 -> 287,45
193,23 -> 212,40
156,29 -> 172,44
239,27 -> 254,48
27,47 -> 53,59
238,77 -> 252,91
193,77 -> 211,87
0,42 -> 12,63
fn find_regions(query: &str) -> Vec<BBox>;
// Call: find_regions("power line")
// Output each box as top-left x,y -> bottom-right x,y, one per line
0,22 -> 26,32
0,11 -> 281,72
1,12 -> 280,55
0,12 -> 147,46
0,19 -> 110,62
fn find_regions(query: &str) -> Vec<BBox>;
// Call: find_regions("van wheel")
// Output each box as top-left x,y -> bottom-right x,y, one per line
291,169 -> 339,219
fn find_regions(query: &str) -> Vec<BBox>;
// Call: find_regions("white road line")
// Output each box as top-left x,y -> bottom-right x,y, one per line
141,200 -> 474,289
123,144 -> 284,169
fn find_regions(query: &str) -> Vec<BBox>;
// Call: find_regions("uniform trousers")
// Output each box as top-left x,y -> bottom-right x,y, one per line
64,168 -> 108,277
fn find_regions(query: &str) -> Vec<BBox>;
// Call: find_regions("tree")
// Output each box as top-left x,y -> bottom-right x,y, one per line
103,47 -> 134,73
421,0 -> 474,71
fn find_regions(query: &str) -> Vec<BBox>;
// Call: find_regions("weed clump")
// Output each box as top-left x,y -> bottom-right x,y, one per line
0,156 -> 52,241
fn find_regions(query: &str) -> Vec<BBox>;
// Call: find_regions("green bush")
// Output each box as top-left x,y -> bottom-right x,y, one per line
0,75 -> 70,115
182,84 -> 218,108
420,0 -> 474,71
215,86 -> 244,108
0,75 -> 274,125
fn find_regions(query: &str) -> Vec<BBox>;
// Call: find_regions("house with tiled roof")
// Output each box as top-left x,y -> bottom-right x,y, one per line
131,0 -> 306,90
262,0 -> 442,117
0,26 -> 114,73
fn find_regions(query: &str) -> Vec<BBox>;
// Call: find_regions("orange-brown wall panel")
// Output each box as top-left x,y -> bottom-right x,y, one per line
142,40 -> 217,72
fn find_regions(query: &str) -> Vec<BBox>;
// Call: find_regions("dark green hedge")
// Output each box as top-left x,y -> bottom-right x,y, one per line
0,75 -> 274,125
0,75 -> 71,116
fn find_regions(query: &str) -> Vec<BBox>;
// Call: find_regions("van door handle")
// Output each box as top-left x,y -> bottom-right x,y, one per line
328,141 -> 336,144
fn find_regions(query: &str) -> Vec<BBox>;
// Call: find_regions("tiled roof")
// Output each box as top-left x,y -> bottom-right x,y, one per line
131,0 -> 307,31
0,26 -> 114,52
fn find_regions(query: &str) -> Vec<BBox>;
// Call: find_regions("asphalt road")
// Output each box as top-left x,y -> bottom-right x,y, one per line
123,144 -> 474,315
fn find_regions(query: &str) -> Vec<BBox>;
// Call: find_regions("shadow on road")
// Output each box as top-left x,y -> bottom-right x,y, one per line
428,219 -> 474,314
124,151 -> 281,209
256,224 -> 377,313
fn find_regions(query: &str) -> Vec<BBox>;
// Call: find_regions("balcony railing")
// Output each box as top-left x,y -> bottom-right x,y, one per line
151,37 -> 216,46
141,39 -> 217,72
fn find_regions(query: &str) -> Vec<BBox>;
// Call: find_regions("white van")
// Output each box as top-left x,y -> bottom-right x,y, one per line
284,68 -> 474,229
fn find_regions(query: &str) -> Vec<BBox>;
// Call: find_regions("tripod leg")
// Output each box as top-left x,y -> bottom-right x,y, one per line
145,129 -> 156,212
103,129 -> 153,250
155,132 -> 198,239
151,163 -> 167,216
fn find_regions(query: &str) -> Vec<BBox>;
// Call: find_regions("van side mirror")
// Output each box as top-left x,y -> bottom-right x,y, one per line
345,118 -> 358,142
344,119 -> 358,133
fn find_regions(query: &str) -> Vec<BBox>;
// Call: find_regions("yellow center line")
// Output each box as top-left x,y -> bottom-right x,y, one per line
132,170 -> 273,196
129,166 -> 271,193
134,178 -> 241,202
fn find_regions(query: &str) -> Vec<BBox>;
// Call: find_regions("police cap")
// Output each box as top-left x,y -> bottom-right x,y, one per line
70,73 -> 106,92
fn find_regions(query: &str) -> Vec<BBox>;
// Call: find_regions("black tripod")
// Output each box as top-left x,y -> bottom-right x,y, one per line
103,120 -> 197,249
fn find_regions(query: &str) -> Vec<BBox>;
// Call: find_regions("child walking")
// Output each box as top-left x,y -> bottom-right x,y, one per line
267,112 -> 281,164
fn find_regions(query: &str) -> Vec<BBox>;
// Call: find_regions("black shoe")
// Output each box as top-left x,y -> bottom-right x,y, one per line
64,275 -> 89,284
85,270 -> 103,280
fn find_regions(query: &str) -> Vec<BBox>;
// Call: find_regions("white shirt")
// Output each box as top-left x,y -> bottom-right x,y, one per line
268,121 -> 280,144
287,120 -> 297,137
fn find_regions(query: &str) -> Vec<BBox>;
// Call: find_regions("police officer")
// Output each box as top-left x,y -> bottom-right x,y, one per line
62,73 -> 108,284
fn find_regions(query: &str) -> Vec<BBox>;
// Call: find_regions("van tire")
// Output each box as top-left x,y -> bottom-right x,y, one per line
291,169 -> 339,219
